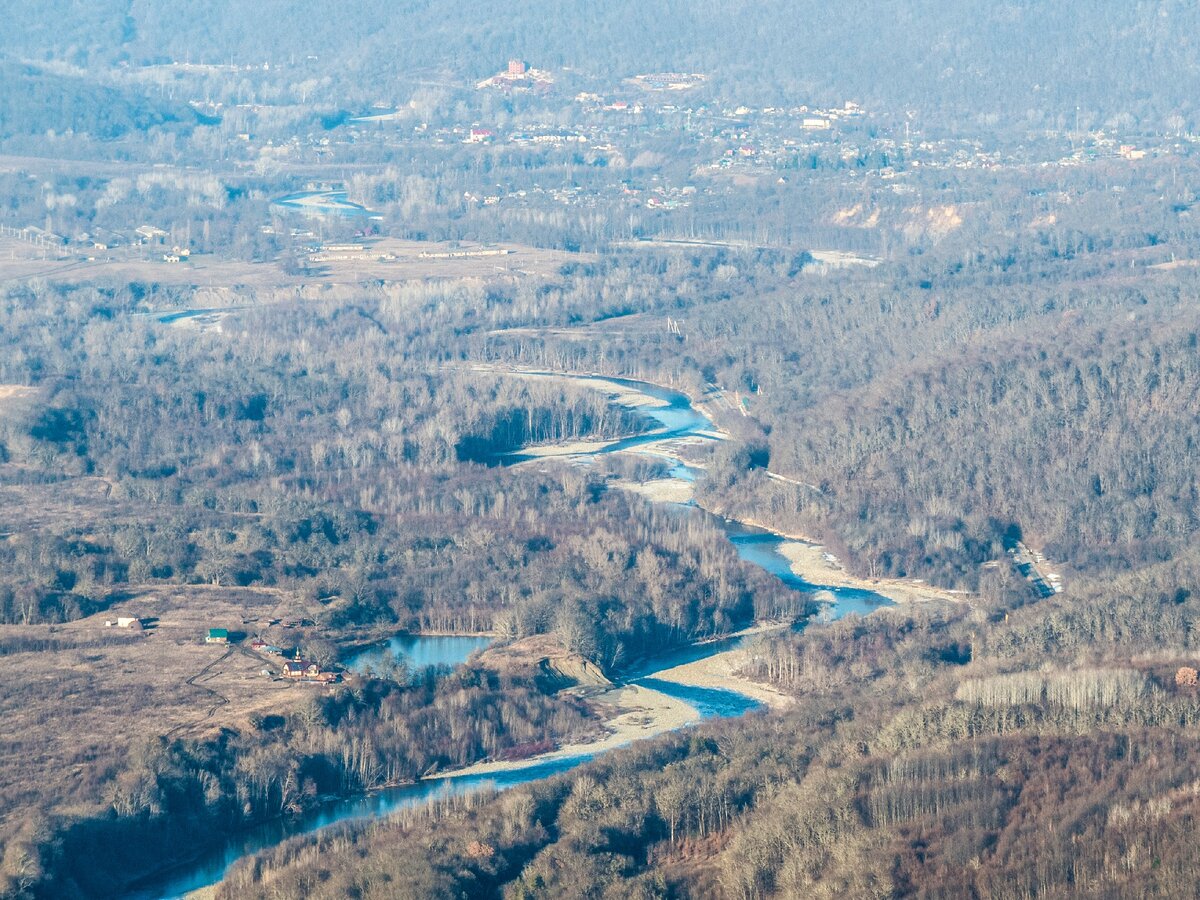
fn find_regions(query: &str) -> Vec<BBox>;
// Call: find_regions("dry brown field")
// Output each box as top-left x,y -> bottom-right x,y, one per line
0,584 -> 328,833
0,235 -> 586,289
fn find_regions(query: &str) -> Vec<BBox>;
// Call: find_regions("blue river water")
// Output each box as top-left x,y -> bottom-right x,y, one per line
132,372 -> 891,899
527,373 -> 893,617
130,630 -> 760,900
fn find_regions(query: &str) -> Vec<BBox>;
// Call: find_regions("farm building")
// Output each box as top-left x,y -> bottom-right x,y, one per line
205,628 -> 229,645
282,659 -> 339,683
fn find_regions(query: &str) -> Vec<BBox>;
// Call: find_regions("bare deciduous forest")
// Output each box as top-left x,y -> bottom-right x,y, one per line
4,3 -> 1200,898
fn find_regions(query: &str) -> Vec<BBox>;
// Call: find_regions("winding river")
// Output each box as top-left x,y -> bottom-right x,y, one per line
135,372 -> 891,899
505,373 -> 892,616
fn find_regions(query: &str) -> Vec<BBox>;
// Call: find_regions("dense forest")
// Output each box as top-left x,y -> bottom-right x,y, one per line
686,283 -> 1200,584
0,280 -> 803,657
6,204 -> 1200,894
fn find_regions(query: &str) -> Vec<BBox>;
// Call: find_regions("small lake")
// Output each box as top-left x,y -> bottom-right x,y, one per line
272,190 -> 379,218
344,634 -> 494,674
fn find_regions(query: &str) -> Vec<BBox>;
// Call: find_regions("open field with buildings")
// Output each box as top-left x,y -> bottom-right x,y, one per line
0,584 -> 328,843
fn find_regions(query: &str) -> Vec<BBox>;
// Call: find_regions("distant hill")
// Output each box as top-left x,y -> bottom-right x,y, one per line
1,1 -> 1198,126
0,61 -> 206,140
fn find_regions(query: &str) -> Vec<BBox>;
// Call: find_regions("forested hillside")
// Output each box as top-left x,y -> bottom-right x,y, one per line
481,234 -> 1200,589
0,62 -> 201,140
216,550 -> 1200,899
3,1 -> 1200,121
682,271 -> 1200,585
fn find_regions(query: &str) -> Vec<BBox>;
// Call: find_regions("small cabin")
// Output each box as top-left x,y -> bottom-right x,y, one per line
205,628 -> 229,645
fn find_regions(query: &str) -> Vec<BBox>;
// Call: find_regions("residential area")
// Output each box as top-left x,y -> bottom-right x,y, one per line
4,55 -> 1190,283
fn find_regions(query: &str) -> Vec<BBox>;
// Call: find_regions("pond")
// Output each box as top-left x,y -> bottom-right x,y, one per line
343,633 -> 495,674
271,190 -> 379,219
